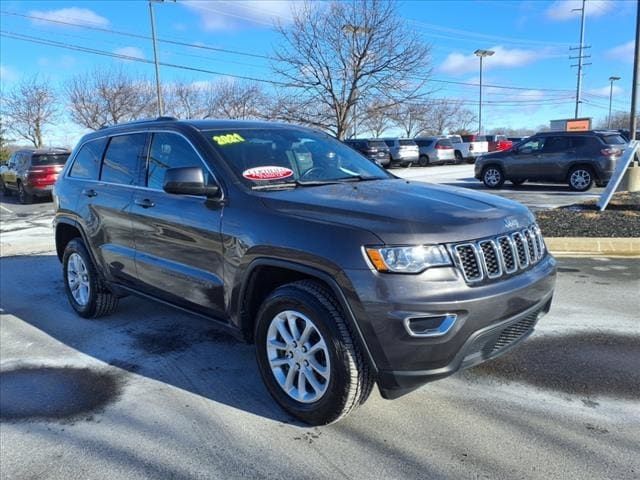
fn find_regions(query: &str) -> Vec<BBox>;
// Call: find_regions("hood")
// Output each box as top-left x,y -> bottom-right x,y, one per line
258,179 -> 535,245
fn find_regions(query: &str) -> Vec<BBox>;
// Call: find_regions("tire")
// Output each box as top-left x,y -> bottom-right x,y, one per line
482,165 -> 505,189
255,280 -> 374,425
511,179 -> 526,186
568,166 -> 594,191
0,178 -> 10,196
63,238 -> 118,318
454,151 -> 463,164
401,162 -> 411,168
17,182 -> 33,204
419,155 -> 430,167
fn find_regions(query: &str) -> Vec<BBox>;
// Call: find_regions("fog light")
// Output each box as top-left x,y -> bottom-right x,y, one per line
404,314 -> 457,337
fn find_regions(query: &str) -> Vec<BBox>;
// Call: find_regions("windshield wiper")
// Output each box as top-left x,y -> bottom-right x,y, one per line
251,176 -> 382,190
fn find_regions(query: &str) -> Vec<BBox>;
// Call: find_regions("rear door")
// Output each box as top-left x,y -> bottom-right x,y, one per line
79,132 -> 148,286
130,131 -> 226,319
538,135 -> 572,180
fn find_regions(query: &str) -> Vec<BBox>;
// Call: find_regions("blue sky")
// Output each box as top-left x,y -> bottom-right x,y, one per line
0,0 -> 636,145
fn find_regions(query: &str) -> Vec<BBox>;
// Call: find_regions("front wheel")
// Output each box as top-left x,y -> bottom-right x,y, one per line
17,182 -> 33,204
482,166 -> 505,189
255,280 -> 374,425
568,166 -> 594,191
419,155 -> 430,167
454,151 -> 464,164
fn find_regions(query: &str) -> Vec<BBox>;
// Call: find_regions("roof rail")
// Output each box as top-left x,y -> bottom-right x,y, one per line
156,116 -> 178,121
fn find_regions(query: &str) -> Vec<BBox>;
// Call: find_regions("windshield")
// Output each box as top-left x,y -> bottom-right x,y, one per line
205,128 -> 391,187
31,154 -> 70,166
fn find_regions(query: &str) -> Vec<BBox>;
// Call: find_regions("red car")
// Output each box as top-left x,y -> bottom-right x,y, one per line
486,135 -> 513,152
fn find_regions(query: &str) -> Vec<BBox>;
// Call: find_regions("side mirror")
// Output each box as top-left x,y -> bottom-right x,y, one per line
163,167 -> 220,198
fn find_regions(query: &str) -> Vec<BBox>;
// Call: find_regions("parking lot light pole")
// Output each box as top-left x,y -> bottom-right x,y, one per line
474,49 -> 494,135
607,76 -> 621,129
343,24 -> 370,139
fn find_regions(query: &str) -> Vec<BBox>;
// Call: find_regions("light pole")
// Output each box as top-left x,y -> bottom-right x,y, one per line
343,24 -> 370,139
607,76 -> 621,128
149,0 -> 175,117
474,49 -> 494,135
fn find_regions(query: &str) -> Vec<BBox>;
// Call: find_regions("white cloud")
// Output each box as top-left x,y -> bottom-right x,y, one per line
545,0 -> 615,21
0,64 -> 20,83
606,41 -> 634,63
587,84 -> 623,97
182,0 -> 294,31
439,46 -> 544,75
28,7 -> 110,27
113,47 -> 145,61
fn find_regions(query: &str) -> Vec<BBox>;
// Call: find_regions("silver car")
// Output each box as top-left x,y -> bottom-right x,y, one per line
382,138 -> 419,167
414,137 -> 457,166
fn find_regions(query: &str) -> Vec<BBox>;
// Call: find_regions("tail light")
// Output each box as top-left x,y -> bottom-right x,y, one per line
27,166 -> 61,186
601,148 -> 623,157
435,144 -> 452,150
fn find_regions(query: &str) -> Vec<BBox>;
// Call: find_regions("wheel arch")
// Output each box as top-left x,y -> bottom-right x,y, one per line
55,217 -> 91,263
236,258 -> 378,374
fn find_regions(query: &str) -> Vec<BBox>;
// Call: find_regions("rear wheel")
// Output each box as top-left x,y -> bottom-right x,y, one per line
17,182 -> 33,204
255,280 -> 374,425
482,166 -> 505,189
568,166 -> 594,192
63,239 -> 118,318
419,155 -> 430,167
454,151 -> 463,164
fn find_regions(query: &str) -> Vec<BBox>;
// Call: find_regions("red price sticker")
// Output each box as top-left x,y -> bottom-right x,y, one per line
242,166 -> 294,181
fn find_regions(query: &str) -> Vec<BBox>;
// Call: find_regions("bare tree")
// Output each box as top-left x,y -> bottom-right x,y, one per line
166,80 -> 207,119
66,68 -> 157,130
598,111 -> 638,130
391,102 -> 430,137
3,76 -> 58,147
272,0 -> 431,139
422,99 -> 477,135
203,79 -> 266,120
360,101 -> 392,137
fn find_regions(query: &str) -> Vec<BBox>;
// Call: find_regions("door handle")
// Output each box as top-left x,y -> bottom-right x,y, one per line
82,188 -> 97,198
135,198 -> 155,209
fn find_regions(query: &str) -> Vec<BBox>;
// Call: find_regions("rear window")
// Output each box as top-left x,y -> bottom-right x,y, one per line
100,133 -> 147,186
437,139 -> 453,147
69,139 -> 107,180
414,139 -> 433,147
448,136 -> 462,143
602,134 -> 627,145
384,140 -> 395,147
399,140 -> 417,146
367,140 -> 387,149
31,154 -> 69,166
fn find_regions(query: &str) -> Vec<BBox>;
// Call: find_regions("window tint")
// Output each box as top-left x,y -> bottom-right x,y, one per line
437,139 -> 453,147
70,139 -> 107,179
519,137 -> 544,151
368,141 -> 387,149
384,140 -> 395,147
399,140 -> 416,146
602,134 -> 626,145
414,139 -> 434,147
542,136 -> 571,153
101,133 -> 147,185
570,137 -> 589,149
147,133 -> 204,190
31,153 -> 70,166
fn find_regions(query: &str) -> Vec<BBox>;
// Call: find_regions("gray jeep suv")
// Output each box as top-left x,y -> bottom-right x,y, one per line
53,118 -> 556,425
475,130 -> 627,191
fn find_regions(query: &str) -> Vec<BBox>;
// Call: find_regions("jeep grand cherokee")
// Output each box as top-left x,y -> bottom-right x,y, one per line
53,118 -> 556,425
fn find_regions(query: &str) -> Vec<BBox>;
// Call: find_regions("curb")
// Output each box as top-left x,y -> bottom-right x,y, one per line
546,237 -> 640,257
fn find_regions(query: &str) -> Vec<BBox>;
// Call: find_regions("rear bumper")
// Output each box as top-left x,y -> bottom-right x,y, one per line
342,254 -> 557,399
25,183 -> 54,196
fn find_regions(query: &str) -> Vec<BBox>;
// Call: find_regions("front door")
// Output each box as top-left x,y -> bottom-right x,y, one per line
130,131 -> 226,320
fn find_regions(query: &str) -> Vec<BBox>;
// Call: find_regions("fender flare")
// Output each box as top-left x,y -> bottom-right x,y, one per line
238,257 -> 379,374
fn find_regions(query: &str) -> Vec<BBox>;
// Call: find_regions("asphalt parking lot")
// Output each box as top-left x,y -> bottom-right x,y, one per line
1,174 -> 638,480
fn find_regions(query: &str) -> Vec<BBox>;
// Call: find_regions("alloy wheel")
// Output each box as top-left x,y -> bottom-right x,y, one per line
266,310 -> 330,403
67,252 -> 91,306
484,168 -> 502,187
570,169 -> 591,190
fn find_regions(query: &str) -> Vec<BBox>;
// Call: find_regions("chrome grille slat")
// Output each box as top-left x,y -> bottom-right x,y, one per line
453,224 -> 546,285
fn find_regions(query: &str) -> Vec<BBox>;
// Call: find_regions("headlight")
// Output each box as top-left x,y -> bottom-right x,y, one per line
364,245 -> 451,273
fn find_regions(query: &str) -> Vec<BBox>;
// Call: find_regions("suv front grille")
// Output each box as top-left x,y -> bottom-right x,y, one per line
452,225 -> 546,284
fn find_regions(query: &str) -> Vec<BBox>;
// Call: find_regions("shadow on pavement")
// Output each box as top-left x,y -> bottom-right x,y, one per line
0,254 -> 294,424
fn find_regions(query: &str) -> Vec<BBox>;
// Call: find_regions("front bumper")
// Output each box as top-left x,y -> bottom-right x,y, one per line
343,254 -> 556,398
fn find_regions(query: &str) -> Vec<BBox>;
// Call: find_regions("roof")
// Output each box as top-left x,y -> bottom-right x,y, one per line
15,147 -> 71,154
539,130 -> 623,136
97,117 -> 307,132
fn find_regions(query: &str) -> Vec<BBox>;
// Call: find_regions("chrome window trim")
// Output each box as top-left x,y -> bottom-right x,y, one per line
64,129 -> 225,202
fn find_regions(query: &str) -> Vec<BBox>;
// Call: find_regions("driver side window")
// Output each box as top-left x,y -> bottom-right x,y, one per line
519,138 -> 544,153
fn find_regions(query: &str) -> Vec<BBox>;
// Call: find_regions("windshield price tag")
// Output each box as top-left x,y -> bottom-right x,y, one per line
243,166 -> 294,181
213,133 -> 245,146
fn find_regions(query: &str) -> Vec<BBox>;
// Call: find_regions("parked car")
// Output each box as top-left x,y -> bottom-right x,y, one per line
618,130 -> 640,142
447,134 -> 470,163
414,137 -> 457,166
343,139 -> 391,167
485,135 -> 513,152
508,136 -> 527,143
460,134 -> 489,163
0,148 -> 71,203
54,118 -> 556,425
475,130 -> 627,191
381,138 -> 419,167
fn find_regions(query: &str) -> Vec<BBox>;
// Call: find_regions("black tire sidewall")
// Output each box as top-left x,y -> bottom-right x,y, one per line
419,155 -> 429,167
62,239 -> 101,318
255,286 -> 353,425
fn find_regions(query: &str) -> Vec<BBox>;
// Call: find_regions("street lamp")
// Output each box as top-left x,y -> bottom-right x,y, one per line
474,49 -> 494,135
343,24 -> 370,139
607,76 -> 621,129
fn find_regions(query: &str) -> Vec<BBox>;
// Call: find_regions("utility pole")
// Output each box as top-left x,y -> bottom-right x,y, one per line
342,23 -> 370,139
607,76 -> 621,129
570,0 -> 591,119
474,49 -> 494,135
631,2 -> 639,141
149,0 -> 174,117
